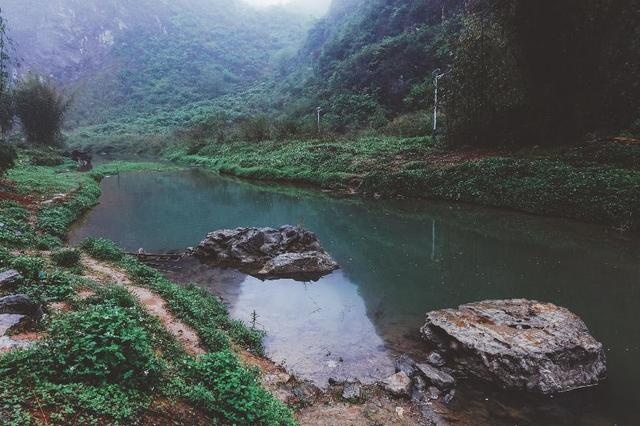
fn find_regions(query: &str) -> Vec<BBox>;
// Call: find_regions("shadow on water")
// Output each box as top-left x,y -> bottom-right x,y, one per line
69,168 -> 640,425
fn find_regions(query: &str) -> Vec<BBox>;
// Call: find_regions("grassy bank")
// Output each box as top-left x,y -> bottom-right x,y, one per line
0,153 -> 294,425
166,136 -> 640,231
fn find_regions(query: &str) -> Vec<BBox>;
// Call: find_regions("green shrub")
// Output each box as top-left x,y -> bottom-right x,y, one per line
0,201 -> 35,247
18,269 -> 76,303
30,151 -> 65,166
51,248 -> 81,268
179,351 -> 295,425
14,74 -> 71,146
35,234 -> 63,250
47,305 -> 164,386
239,116 -> 271,142
11,255 -> 45,280
80,238 -> 124,262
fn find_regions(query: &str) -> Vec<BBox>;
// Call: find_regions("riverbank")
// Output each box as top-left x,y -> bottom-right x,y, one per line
0,154 -> 437,425
0,154 -> 297,424
165,135 -> 640,231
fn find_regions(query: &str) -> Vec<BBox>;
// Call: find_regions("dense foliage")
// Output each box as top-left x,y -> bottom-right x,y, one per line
0,155 -> 294,424
445,0 -> 640,145
14,74 -> 70,146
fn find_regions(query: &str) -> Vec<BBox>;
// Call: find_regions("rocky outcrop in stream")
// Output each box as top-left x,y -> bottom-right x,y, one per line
420,299 -> 607,394
194,226 -> 339,279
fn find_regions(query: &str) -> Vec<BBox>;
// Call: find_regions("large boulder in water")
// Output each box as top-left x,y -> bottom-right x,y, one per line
194,225 -> 338,279
420,299 -> 606,394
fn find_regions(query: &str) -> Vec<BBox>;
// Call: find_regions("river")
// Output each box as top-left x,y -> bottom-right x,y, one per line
69,168 -> 640,425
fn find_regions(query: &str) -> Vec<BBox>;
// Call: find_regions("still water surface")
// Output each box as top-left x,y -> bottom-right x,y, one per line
69,169 -> 640,424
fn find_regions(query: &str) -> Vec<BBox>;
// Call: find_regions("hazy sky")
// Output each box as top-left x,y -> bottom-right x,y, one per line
244,0 -> 331,15
246,0 -> 288,5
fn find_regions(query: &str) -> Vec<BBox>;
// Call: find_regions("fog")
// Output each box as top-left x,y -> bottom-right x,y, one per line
244,0 -> 332,16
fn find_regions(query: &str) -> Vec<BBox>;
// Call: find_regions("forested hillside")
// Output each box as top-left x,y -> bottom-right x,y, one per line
2,0 -> 312,127
277,0 -> 640,144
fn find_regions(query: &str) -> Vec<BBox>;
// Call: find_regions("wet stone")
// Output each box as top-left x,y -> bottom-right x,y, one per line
380,372 -> 412,397
395,353 -> 417,377
427,351 -> 446,367
342,382 -> 362,401
416,363 -> 456,389
421,299 -> 607,394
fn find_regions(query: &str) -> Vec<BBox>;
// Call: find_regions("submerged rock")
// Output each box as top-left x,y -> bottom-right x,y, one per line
395,353 -> 417,377
421,299 -> 606,394
415,363 -> 456,389
194,225 -> 338,279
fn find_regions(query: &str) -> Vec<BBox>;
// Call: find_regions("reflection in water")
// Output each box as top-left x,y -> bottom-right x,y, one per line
69,169 -> 640,424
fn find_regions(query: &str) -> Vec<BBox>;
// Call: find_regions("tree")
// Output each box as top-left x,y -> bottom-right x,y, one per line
445,0 -> 640,146
0,8 -> 13,139
14,74 -> 71,146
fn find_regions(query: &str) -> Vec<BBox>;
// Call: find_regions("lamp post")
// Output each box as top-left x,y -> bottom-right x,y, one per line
432,68 -> 450,135
316,107 -> 322,133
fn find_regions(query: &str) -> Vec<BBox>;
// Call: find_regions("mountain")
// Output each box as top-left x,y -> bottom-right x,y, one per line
2,0 -> 312,126
275,0 -> 465,132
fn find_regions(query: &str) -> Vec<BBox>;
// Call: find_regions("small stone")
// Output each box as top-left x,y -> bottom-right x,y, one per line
426,386 -> 441,400
342,382 -> 362,401
395,407 -> 404,418
443,389 -> 456,404
292,383 -> 318,402
395,353 -> 417,377
426,351 -> 446,367
410,386 -> 425,402
380,372 -> 412,397
416,363 -> 456,389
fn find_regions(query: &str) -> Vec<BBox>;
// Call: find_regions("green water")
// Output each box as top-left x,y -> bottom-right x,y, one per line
69,169 -> 640,425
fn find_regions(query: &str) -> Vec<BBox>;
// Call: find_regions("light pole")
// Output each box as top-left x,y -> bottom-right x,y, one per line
316,107 -> 322,133
432,68 -> 450,134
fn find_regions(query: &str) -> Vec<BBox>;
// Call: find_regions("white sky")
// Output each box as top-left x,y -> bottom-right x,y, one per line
245,0 -> 290,6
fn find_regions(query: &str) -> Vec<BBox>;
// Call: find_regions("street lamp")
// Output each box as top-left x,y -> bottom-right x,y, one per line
432,68 -> 450,134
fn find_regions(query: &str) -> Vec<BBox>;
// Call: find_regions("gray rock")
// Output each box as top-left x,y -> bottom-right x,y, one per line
0,314 -> 29,336
342,382 -> 362,401
0,336 -> 32,352
0,270 -> 22,290
416,363 -> 456,389
395,353 -> 417,377
421,299 -> 607,394
195,226 -> 338,279
426,386 -> 441,400
0,294 -> 43,320
291,382 -> 318,402
258,252 -> 338,278
443,389 -> 456,404
380,371 -> 412,397
427,351 -> 446,367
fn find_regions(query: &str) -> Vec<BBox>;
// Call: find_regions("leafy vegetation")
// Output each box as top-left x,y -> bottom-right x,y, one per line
0,153 -> 294,424
13,74 -> 71,146
80,238 -> 124,262
51,248 -> 81,268
169,136 -> 640,231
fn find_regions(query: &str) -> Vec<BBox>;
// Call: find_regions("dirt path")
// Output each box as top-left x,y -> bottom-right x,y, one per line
81,256 -> 206,356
